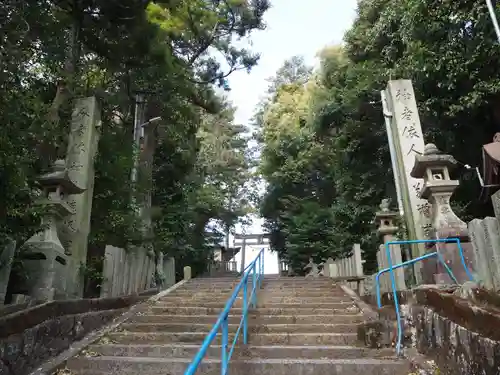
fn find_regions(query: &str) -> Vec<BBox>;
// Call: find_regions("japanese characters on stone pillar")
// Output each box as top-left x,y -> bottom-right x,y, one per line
410,143 -> 475,284
59,97 -> 101,297
383,80 -> 432,280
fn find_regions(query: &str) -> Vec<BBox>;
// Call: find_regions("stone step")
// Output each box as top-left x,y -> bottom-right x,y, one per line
179,285 -> 240,290
261,291 -> 344,296
261,284 -> 336,289
130,314 -> 239,324
256,307 -> 360,315
252,290 -> 347,296
185,278 -> 241,282
147,306 -> 240,315
130,314 -> 365,325
259,297 -> 353,303
105,331 -> 236,344
105,331 -> 358,345
252,314 -> 364,324
157,296 -> 240,304
85,343 -> 396,360
119,322 -> 358,334
153,301 -> 242,308
168,289 -> 238,298
182,278 -> 243,288
263,280 -> 334,284
147,306 -> 360,316
253,323 -> 358,334
258,302 -> 357,309
67,356 -> 409,375
177,288 -> 251,294
250,332 -> 358,345
119,323 -> 243,333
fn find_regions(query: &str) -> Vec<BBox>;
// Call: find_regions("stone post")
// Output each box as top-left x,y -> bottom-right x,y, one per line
183,266 -> 192,281
374,200 -> 407,291
0,239 -> 16,304
60,97 -> 101,298
468,218 -> 498,289
383,80 -> 432,285
411,143 -> 475,284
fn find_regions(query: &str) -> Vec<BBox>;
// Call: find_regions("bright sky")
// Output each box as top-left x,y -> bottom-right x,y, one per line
223,0 -> 358,271
228,0 -> 358,236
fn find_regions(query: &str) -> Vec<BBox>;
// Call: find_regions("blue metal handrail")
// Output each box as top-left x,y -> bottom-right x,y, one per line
375,238 -> 473,356
184,248 -> 265,375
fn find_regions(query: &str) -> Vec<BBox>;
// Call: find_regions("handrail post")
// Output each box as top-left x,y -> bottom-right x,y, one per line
252,266 -> 257,308
221,316 -> 228,375
262,249 -> 265,286
184,249 -> 265,375
258,254 -> 263,288
243,275 -> 248,344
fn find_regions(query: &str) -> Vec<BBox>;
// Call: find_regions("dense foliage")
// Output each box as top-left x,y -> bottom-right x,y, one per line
1,0 -> 268,291
258,0 -> 500,273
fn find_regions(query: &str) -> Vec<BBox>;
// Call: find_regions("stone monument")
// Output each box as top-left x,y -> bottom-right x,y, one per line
382,80 -> 432,283
59,97 -> 101,297
410,143 -> 475,284
21,160 -> 84,300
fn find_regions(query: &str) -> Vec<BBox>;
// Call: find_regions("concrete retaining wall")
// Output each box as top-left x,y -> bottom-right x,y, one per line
0,289 -> 157,375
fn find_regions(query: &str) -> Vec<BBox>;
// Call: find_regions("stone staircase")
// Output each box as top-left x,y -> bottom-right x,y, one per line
63,276 -> 410,375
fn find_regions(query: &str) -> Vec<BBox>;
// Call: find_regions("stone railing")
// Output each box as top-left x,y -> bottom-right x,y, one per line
100,246 -> 175,298
323,244 -> 365,293
375,244 -> 407,294
279,260 -> 289,276
468,217 -> 500,290
207,260 -> 238,276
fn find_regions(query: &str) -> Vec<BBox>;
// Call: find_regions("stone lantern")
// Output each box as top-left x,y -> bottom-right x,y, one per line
22,160 -> 85,301
374,199 -> 406,291
410,144 -> 475,284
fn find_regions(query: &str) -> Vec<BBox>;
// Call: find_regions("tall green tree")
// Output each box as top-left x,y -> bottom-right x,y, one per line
1,0 -> 268,292
258,0 -> 500,274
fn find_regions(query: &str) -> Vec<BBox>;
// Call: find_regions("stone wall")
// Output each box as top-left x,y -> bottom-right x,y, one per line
0,289 -> 157,375
410,286 -> 500,375
361,285 -> 500,374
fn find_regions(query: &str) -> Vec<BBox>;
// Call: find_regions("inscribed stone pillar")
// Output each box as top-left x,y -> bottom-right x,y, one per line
323,258 -> 333,277
60,97 -> 101,297
481,217 -> 500,289
184,266 -> 192,281
352,244 -> 364,277
383,80 -> 432,282
374,201 -> 406,291
492,190 -> 500,224
411,143 -> 475,284
0,239 -> 16,304
468,219 -> 495,289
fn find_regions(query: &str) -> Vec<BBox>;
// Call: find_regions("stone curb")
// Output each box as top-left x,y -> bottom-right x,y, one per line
340,284 -> 378,321
28,279 -> 188,375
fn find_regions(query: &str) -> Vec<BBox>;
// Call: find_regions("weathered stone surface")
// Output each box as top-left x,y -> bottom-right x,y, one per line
57,277 -> 409,375
0,301 -> 39,318
0,291 -> 156,375
410,287 -> 500,374
0,239 -> 16,305
357,320 -> 390,348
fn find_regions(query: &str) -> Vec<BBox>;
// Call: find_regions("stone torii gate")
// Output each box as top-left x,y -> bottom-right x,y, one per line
233,233 -> 270,273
